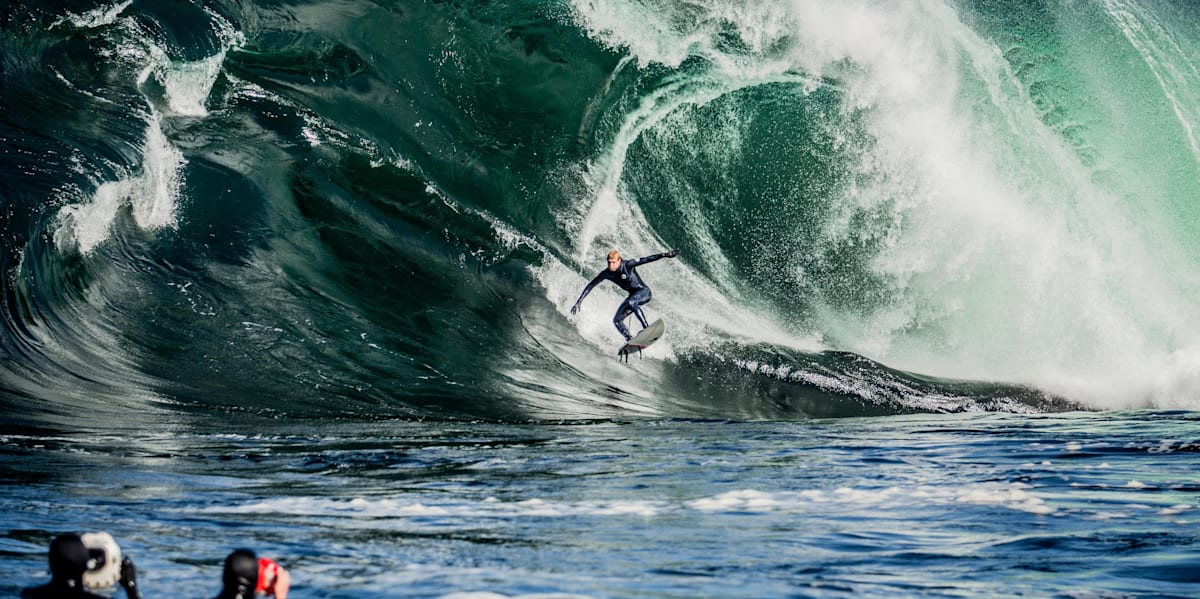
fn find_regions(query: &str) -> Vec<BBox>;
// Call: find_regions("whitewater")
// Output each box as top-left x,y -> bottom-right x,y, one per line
1,0 -> 1198,596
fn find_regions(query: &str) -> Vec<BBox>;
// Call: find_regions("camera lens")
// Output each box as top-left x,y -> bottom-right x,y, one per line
87,547 -> 107,570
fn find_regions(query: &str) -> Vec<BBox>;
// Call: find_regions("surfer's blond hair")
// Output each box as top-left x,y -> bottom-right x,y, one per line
607,249 -> 621,261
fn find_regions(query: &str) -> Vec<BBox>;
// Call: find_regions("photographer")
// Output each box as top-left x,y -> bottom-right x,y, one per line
21,533 -> 140,599
213,549 -> 289,599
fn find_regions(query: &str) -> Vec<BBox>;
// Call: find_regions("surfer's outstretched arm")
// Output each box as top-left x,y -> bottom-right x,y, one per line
625,249 -> 681,267
570,272 -> 605,314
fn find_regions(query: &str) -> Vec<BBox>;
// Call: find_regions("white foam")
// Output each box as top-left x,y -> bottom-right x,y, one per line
52,7 -> 239,254
52,0 -> 133,30
569,0 -> 794,70
55,116 -> 185,254
204,481 -> 1057,523
157,51 -> 227,117
687,482 -> 1055,516
1159,504 -> 1193,516
197,496 -> 666,519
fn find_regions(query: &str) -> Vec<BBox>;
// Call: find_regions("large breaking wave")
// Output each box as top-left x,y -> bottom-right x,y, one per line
5,0 -> 1200,423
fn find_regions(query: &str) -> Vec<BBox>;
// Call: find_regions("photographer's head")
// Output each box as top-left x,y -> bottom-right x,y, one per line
221,549 -> 258,598
48,533 -> 90,586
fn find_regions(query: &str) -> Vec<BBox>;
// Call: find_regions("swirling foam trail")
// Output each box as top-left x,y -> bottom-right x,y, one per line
54,3 -> 237,254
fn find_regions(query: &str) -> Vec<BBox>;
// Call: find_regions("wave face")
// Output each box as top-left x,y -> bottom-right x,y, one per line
4,0 -> 1200,422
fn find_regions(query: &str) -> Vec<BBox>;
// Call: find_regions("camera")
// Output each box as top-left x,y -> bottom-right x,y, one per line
80,532 -> 122,590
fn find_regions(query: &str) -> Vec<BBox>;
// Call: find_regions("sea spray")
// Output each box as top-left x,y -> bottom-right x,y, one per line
53,6 -> 239,253
55,115 -> 185,254
566,0 -> 1200,409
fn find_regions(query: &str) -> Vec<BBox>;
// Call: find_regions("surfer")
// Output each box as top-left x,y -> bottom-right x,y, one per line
570,248 -> 680,340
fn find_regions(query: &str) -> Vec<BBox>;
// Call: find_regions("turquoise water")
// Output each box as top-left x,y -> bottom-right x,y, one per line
2,0 -> 1200,595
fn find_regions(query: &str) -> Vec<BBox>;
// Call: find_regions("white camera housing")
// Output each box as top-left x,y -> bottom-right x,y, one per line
80,532 -> 122,590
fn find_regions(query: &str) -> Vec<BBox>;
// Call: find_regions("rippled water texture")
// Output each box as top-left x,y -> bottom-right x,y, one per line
2,413 -> 1198,597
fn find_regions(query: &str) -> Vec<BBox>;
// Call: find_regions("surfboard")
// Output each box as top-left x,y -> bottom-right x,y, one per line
618,319 -> 665,360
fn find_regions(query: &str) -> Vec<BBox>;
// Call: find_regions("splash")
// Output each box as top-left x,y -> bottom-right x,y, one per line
53,6 -> 240,252
565,0 -> 1200,409
55,116 -> 185,254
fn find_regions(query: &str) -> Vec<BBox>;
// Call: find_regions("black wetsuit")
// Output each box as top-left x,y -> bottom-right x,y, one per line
21,584 -> 109,599
574,252 -> 674,340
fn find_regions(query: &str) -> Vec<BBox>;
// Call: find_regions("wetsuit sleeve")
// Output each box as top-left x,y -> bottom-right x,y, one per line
573,271 -> 606,306
625,252 -> 673,267
120,558 -> 141,599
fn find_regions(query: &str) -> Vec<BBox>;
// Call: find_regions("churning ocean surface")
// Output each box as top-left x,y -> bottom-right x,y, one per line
1,0 -> 1198,596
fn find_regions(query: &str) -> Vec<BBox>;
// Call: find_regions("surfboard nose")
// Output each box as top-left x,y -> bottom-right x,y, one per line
618,319 -> 665,361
